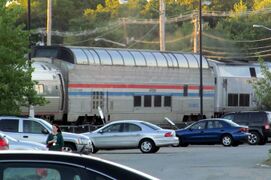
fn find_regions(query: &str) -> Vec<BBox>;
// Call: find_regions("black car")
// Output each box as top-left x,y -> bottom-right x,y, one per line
221,111 -> 271,145
0,151 -> 158,180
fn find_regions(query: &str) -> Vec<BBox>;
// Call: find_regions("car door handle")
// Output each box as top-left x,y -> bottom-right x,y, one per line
23,136 -> 28,138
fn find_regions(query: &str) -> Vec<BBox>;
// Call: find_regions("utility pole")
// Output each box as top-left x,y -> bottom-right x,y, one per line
47,0 -> 52,46
159,0 -> 165,51
122,18 -> 128,45
192,15 -> 199,53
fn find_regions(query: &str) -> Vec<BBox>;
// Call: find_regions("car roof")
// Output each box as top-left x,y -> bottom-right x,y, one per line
106,120 -> 146,124
0,151 -> 158,180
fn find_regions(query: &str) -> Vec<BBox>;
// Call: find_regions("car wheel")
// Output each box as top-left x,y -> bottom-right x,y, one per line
152,147 -> 160,153
139,139 -> 156,153
258,136 -> 267,145
179,137 -> 189,147
248,132 -> 260,145
92,144 -> 99,154
221,135 -> 233,146
64,143 -> 76,152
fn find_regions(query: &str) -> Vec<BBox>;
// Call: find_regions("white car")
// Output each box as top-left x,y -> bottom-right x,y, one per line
82,120 -> 179,153
1,133 -> 47,151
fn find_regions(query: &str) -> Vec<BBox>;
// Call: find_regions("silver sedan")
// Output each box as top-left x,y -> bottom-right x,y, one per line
82,120 -> 178,153
1,133 -> 48,151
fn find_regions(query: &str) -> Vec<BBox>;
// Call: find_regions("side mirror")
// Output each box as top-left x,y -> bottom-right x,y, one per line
98,130 -> 104,134
41,129 -> 49,134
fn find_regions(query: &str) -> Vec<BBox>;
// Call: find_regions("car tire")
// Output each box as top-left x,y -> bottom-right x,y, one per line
258,136 -> 267,145
152,147 -> 160,153
179,137 -> 189,147
221,134 -> 233,146
64,143 -> 76,152
92,144 -> 99,154
139,139 -> 156,153
248,131 -> 260,145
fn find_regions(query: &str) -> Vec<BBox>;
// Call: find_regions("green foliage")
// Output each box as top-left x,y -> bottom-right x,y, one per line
0,0 -> 46,115
250,58 -> 271,110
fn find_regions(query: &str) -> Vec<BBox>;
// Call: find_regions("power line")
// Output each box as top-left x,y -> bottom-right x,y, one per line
133,33 -> 192,44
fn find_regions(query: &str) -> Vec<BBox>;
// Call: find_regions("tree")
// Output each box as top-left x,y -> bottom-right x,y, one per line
0,0 -> 46,115
250,58 -> 271,110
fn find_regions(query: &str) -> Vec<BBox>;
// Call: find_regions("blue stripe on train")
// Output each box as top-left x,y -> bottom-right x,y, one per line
68,91 -> 214,97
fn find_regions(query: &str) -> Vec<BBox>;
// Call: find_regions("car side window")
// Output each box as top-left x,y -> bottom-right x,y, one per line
123,123 -> 142,132
191,122 -> 206,130
214,121 -> 224,128
235,113 -> 249,123
102,124 -> 122,133
0,119 -> 19,132
207,121 -> 215,129
23,120 -> 46,133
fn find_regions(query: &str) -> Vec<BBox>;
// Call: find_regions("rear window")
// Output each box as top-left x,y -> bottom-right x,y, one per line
224,120 -> 240,127
140,122 -> 161,130
0,119 -> 19,132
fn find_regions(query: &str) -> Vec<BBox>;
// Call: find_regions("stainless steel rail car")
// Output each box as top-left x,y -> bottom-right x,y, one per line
22,61 -> 65,120
31,46 -> 215,124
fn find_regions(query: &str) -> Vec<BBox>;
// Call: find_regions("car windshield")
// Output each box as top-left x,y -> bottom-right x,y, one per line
34,118 -> 52,131
140,122 -> 162,130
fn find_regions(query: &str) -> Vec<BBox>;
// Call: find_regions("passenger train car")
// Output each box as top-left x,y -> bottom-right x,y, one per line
28,45 -> 265,125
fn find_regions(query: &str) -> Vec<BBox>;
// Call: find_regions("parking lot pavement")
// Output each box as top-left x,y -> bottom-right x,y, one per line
94,144 -> 271,180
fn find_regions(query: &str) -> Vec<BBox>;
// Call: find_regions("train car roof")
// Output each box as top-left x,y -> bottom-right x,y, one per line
31,45 -> 209,69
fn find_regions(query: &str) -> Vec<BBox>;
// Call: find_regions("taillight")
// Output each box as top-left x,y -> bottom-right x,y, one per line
240,127 -> 248,132
164,132 -> 173,137
264,123 -> 270,130
0,138 -> 9,150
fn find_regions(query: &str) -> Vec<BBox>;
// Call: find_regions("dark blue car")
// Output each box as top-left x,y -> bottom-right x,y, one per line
175,119 -> 249,147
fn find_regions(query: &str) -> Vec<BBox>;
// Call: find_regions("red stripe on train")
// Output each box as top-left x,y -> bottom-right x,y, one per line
69,84 -> 215,90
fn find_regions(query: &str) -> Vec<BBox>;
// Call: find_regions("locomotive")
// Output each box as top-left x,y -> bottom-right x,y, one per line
27,45 -> 264,125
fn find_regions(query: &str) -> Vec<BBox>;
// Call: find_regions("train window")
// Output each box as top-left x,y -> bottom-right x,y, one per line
184,54 -> 198,68
130,51 -> 146,66
173,54 -> 188,68
71,48 -> 88,64
183,85 -> 188,97
95,49 -> 112,65
154,96 -> 162,107
152,52 -> 168,67
107,50 -> 124,65
35,84 -> 44,95
228,94 -> 238,106
144,95 -> 152,107
239,94 -> 250,106
83,49 -> 95,64
249,67 -> 256,77
141,52 -> 157,67
164,96 -> 172,107
134,96 -> 141,107
118,50 -> 135,66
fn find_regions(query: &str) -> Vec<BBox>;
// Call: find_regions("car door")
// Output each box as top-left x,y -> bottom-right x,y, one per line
19,119 -> 49,144
121,123 -> 142,147
93,123 -> 123,148
185,121 -> 207,143
204,121 -> 225,143
0,119 -> 20,139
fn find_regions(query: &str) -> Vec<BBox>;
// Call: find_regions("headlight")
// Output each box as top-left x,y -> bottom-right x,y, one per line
78,138 -> 89,145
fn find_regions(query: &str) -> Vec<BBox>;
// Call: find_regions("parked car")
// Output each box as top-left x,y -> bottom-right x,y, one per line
0,151 -> 158,180
221,111 -> 271,145
82,120 -> 179,153
0,134 -> 8,150
0,116 -> 92,154
175,119 -> 249,147
0,132 -> 47,151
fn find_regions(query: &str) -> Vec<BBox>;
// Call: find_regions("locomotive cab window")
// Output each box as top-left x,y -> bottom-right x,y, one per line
228,94 -> 238,106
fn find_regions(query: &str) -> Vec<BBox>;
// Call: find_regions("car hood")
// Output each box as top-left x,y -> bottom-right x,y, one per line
62,132 -> 88,139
